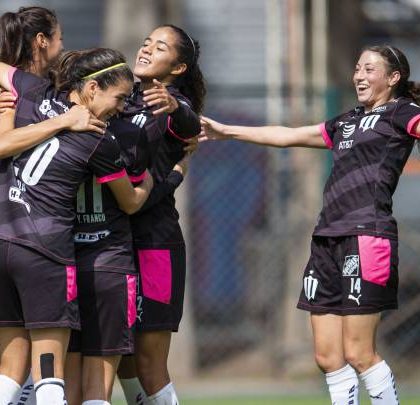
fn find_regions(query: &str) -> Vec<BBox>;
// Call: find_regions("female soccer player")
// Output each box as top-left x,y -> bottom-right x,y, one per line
0,6 -> 105,156
199,45 -> 420,405
0,48 -> 152,405
117,25 -> 205,405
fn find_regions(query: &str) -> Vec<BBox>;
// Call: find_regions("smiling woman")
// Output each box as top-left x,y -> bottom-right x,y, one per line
116,24 -> 206,405
0,48 -> 154,405
199,45 -> 420,405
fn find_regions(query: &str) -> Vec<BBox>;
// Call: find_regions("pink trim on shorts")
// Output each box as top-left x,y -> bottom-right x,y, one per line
8,67 -> 18,98
319,122 -> 333,149
167,116 -> 188,143
66,265 -> 77,302
358,235 -> 391,286
126,274 -> 137,327
96,169 -> 127,184
129,171 -> 147,183
137,249 -> 172,304
407,114 -> 420,138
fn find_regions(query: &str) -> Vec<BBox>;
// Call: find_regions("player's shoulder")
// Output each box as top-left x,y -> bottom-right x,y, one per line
166,85 -> 191,107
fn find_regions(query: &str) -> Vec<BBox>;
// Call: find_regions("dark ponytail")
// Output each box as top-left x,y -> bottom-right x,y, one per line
162,24 -> 206,114
51,48 -> 133,93
0,6 -> 57,69
364,45 -> 420,104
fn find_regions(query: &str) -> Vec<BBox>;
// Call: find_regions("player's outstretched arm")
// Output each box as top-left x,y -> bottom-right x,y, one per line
108,171 -> 154,215
199,116 -> 327,149
0,105 -> 106,158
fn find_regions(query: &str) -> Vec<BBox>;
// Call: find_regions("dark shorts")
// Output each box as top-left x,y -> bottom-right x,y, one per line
0,240 -> 79,329
67,271 -> 137,356
297,235 -> 399,315
135,244 -> 186,332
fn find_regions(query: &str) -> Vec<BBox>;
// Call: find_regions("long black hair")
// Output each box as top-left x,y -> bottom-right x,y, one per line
161,24 -> 206,114
51,48 -> 133,93
0,6 -> 58,70
363,45 -> 420,104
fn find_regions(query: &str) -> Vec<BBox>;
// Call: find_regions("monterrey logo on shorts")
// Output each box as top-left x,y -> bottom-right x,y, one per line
342,255 -> 359,277
303,270 -> 318,301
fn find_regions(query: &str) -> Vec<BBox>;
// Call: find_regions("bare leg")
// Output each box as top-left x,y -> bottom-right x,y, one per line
64,352 -> 82,405
82,355 -> 121,402
135,331 -> 171,395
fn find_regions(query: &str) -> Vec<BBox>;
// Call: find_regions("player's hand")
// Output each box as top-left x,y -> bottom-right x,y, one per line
0,90 -> 16,113
62,105 -> 107,134
173,154 -> 190,177
183,136 -> 199,154
199,116 -> 230,142
143,79 -> 179,115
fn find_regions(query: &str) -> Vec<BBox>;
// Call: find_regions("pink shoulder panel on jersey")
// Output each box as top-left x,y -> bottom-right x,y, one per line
407,114 -> 420,138
8,67 -> 18,97
96,168 -> 127,184
167,116 -> 189,143
319,122 -> 333,149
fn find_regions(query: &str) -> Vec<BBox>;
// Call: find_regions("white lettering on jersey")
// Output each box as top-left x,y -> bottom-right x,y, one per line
359,114 -> 380,132
338,140 -> 354,150
132,113 -> 147,128
410,102 -> 420,108
38,99 -> 58,117
303,270 -> 318,301
74,230 -> 110,242
9,186 -> 31,213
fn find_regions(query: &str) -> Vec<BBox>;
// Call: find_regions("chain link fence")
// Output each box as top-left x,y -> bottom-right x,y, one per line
184,86 -> 420,382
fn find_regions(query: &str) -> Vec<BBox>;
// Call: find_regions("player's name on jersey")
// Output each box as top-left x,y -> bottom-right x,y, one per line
76,213 -> 107,224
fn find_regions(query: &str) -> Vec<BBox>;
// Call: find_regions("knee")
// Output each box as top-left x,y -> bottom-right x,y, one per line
314,351 -> 345,374
344,348 -> 379,373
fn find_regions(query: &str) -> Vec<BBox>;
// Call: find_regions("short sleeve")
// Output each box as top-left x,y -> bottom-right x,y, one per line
392,99 -> 420,138
10,68 -> 47,98
88,133 -> 127,183
319,122 -> 333,149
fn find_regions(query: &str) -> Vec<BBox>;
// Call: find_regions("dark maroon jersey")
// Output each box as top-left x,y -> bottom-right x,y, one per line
0,68 -> 125,264
119,84 -> 200,246
315,97 -> 420,239
74,119 -> 144,274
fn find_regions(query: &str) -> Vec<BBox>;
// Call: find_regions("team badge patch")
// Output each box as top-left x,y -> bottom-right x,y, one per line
303,270 -> 319,301
342,255 -> 359,277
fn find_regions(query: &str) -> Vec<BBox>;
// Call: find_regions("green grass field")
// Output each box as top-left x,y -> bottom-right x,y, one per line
113,394 -> 420,404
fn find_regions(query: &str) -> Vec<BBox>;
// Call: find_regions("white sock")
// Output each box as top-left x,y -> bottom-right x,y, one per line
360,360 -> 399,404
0,374 -> 21,403
119,377 -> 147,405
14,374 -> 36,405
81,401 -> 111,405
34,378 -> 66,405
145,382 -> 179,405
325,364 -> 359,405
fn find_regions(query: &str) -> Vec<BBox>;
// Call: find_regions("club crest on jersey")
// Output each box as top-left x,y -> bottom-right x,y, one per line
342,255 -> 359,277
359,114 -> 380,132
303,270 -> 318,301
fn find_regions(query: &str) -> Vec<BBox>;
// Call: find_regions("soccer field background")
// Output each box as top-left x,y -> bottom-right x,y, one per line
113,394 -> 420,404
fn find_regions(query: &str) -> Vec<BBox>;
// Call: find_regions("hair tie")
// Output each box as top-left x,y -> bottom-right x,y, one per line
185,32 -> 196,61
387,46 -> 401,66
82,62 -> 127,80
